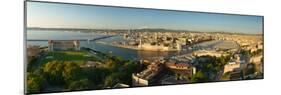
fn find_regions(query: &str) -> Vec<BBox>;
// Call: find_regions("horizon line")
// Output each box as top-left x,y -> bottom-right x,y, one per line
26,27 -> 263,35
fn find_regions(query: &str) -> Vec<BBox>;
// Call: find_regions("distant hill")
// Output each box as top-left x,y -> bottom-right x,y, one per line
26,27 -> 262,35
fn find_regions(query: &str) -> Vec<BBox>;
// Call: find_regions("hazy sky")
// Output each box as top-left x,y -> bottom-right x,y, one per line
27,2 -> 263,34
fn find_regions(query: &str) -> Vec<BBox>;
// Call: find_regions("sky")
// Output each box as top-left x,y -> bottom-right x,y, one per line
26,2 -> 263,34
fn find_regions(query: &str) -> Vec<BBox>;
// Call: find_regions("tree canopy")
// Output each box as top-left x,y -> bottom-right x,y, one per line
68,78 -> 90,90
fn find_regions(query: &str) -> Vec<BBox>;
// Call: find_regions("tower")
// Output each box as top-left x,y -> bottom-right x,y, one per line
138,34 -> 142,48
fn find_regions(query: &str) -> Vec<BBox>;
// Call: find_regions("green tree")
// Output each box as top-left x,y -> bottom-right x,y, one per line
241,49 -> 250,57
105,59 -> 117,70
122,61 -> 137,85
104,75 -> 114,87
27,56 -> 38,72
27,73 -> 46,93
43,61 -> 64,85
221,72 -> 231,80
83,67 -> 110,87
104,72 -> 125,87
191,71 -> 206,83
175,73 -> 180,80
62,61 -> 81,84
68,78 -> 90,90
217,56 -> 226,66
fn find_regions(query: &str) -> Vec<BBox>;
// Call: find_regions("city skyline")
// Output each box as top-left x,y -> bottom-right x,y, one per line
27,2 -> 263,34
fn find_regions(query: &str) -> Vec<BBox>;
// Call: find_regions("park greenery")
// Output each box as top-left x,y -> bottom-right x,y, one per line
191,55 -> 231,83
190,48 -> 263,82
27,48 -> 140,93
